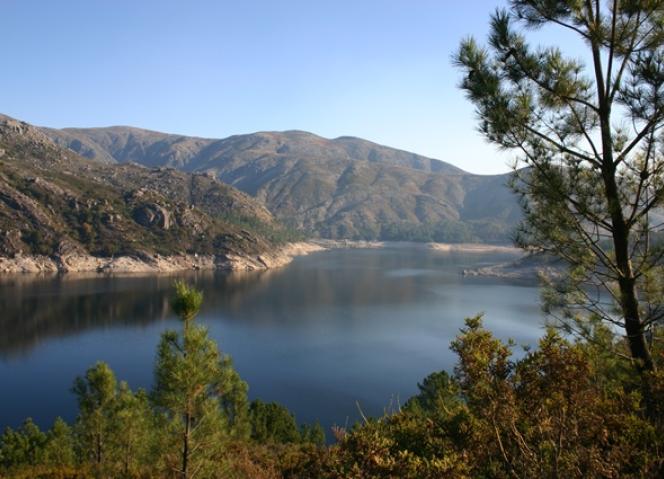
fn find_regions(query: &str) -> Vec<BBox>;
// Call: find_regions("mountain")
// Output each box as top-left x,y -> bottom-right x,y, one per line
44,125 -> 522,242
0,115 -> 295,263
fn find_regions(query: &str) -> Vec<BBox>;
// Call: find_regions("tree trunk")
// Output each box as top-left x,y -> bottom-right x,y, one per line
590,23 -> 656,374
182,327 -> 191,479
123,442 -> 130,477
96,431 -> 102,465
600,138 -> 656,420
619,276 -> 655,372
601,148 -> 655,373
182,411 -> 191,479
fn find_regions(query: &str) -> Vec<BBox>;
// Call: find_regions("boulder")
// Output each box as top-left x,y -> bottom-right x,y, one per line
133,203 -> 172,230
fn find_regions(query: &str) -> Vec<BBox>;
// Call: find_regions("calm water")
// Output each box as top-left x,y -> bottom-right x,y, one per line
0,246 -> 544,435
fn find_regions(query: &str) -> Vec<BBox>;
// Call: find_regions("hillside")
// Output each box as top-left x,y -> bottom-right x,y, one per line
0,115 -> 296,266
44,126 -> 521,242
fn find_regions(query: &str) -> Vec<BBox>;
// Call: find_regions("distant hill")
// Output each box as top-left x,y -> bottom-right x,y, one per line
44,125 -> 522,242
0,115 -> 294,260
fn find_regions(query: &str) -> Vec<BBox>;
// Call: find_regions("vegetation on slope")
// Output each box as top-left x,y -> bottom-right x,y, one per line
0,115 -> 298,260
43,127 -> 522,242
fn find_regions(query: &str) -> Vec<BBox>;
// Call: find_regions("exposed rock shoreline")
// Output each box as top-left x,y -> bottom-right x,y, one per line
0,242 -> 325,274
311,239 -> 520,253
0,239 -> 527,275
462,253 -> 564,280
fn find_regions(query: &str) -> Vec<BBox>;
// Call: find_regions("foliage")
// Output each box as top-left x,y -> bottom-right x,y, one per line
41,419 -> 75,469
152,281 -> 250,478
170,280 -> 204,324
448,316 -> 660,478
454,0 -> 664,378
219,212 -> 305,245
71,362 -> 117,469
300,422 -> 326,447
106,384 -> 154,477
249,400 -> 326,446
403,370 -> 461,414
290,316 -> 664,478
0,419 -> 47,469
249,400 -> 301,444
379,220 -> 478,243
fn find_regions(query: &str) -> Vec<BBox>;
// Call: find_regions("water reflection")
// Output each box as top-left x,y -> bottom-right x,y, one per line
0,247 -> 543,434
0,270 -> 277,357
0,248 -> 524,357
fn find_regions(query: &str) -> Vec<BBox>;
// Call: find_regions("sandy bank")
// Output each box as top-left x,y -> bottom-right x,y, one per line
311,239 -> 386,249
313,239 -> 520,254
427,243 -> 520,254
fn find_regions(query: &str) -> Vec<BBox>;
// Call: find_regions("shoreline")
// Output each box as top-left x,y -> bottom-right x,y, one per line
426,242 -> 519,254
312,239 -> 520,254
0,241 -> 325,275
0,240 -> 521,275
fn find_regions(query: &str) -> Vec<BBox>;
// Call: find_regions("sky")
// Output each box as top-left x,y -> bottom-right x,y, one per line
1,0 -> 581,174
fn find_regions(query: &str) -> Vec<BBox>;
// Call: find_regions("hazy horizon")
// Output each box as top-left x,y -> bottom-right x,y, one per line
2,0 -> 584,174
15,116 -> 507,176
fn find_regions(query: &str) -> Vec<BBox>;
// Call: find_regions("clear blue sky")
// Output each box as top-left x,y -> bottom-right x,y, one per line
2,0 -> 577,174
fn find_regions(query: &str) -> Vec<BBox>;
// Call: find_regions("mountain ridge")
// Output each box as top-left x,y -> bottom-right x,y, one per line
0,114 -> 302,271
41,121 -> 521,242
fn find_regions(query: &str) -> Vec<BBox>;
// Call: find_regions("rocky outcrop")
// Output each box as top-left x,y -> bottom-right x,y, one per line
0,113 -> 295,266
132,203 -> 171,230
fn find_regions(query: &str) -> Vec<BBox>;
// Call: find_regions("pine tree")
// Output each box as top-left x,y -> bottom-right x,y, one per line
300,422 -> 326,446
43,417 -> 75,468
152,281 -> 249,479
108,383 -> 154,477
72,361 -> 117,470
454,1 -> 664,387
0,418 -> 47,469
249,400 -> 301,444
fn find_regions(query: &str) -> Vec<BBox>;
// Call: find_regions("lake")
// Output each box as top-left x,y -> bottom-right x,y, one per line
0,245 -> 545,437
